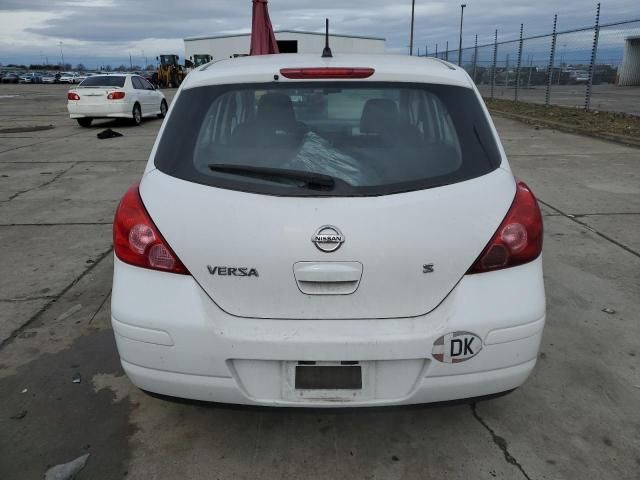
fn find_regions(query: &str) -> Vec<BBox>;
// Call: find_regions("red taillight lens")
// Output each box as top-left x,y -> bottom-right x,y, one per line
67,92 -> 80,100
113,183 -> 189,275
467,181 -> 543,274
107,91 -> 125,100
279,67 -> 375,79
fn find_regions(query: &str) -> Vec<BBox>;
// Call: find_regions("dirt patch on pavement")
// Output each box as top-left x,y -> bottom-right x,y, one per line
485,98 -> 640,147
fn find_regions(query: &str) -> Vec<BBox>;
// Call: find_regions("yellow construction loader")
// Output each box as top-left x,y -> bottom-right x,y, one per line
154,54 -> 185,88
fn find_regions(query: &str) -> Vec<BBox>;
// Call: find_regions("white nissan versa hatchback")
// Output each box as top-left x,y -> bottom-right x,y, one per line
111,53 -> 545,407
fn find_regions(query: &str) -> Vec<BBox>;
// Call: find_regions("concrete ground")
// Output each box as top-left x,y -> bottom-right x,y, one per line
477,83 -> 640,116
0,83 -> 639,480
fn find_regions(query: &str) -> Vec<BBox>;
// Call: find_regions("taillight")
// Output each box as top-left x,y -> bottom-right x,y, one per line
107,91 -> 125,100
279,67 -> 375,79
67,92 -> 80,100
113,183 -> 189,275
467,181 -> 543,274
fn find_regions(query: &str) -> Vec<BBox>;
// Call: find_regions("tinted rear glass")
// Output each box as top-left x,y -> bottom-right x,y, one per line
79,76 -> 125,87
155,82 -> 501,196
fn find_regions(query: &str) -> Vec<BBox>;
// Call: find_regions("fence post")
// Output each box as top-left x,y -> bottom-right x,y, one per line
585,3 -> 601,110
435,43 -> 438,58
515,24 -> 524,101
545,14 -> 558,106
491,29 -> 498,100
445,41 -> 449,61
472,34 -> 478,83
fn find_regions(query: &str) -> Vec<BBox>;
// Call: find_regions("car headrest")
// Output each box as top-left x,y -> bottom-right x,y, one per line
360,98 -> 399,134
256,93 -> 296,128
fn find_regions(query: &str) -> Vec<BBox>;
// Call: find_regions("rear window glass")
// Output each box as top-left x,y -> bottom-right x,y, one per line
154,82 -> 501,197
79,76 -> 125,87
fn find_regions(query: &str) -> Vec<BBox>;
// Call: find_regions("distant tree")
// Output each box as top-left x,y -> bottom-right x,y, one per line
131,65 -> 142,71
104,65 -> 112,71
76,63 -> 86,71
116,64 -> 127,71
146,64 -> 156,71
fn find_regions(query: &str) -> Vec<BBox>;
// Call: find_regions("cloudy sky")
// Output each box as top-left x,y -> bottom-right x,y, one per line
0,0 -> 637,68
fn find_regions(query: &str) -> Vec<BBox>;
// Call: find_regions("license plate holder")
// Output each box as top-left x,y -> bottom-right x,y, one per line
295,365 -> 362,390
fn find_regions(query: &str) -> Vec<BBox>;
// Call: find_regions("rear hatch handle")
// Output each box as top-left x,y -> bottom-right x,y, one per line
293,262 -> 363,295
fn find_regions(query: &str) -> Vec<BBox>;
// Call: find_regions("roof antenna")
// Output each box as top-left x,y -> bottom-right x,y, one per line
322,18 -> 333,58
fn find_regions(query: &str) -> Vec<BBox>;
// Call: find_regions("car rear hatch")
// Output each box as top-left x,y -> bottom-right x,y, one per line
141,168 -> 514,319
141,76 -> 513,320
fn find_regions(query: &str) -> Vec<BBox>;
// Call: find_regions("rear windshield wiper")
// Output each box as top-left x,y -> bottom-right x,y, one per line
208,164 -> 335,190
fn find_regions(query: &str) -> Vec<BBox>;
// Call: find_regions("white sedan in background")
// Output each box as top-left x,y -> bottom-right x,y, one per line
59,72 -> 80,84
67,74 -> 168,127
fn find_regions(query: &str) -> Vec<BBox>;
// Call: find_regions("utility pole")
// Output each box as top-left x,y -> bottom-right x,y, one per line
59,41 -> 65,68
458,4 -> 467,66
409,0 -> 416,55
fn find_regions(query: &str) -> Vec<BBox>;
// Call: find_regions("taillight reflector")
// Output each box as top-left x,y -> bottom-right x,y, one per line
67,92 -> 80,100
107,91 -> 126,100
279,67 -> 375,79
467,181 -> 543,274
113,183 -> 189,275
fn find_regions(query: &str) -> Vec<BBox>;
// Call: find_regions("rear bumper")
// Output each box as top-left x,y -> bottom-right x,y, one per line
111,256 -> 546,407
68,101 -> 132,119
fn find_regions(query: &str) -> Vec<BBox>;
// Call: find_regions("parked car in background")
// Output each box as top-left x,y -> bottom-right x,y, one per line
1,73 -> 20,84
59,72 -> 80,84
19,72 -> 43,84
76,73 -> 94,83
67,74 -> 168,127
110,53 -> 546,407
42,73 -> 60,84
572,70 -> 590,84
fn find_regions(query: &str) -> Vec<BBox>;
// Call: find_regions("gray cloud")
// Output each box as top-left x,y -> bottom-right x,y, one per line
1,0 -> 638,65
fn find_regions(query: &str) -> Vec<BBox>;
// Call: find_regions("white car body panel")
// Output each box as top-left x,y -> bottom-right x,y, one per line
141,167 -> 515,319
112,53 -> 545,406
112,255 -> 545,406
67,74 -> 166,120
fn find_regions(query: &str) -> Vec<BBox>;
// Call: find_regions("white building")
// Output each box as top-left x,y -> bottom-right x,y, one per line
184,30 -> 385,63
618,35 -> 640,86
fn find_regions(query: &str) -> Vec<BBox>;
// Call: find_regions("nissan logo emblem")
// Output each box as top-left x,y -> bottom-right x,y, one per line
312,225 -> 344,253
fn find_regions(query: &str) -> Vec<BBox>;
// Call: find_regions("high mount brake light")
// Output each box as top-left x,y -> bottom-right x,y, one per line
67,92 -> 80,100
279,67 -> 375,79
467,181 -> 543,274
113,183 -> 189,275
107,91 -> 125,100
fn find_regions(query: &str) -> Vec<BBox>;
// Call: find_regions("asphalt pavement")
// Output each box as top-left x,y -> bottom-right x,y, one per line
0,83 -> 639,480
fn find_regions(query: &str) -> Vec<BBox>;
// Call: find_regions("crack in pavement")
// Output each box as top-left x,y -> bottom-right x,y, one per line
471,403 -> 533,480
3,161 -> 77,202
0,129 -> 88,155
539,199 -> 640,259
0,295 -> 58,302
0,246 -> 113,350
88,290 -> 111,324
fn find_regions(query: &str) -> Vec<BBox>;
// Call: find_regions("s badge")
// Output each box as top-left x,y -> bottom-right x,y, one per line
432,332 -> 482,363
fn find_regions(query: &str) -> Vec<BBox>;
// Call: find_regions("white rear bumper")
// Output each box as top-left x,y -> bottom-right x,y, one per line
68,101 -> 132,119
111,256 -> 545,407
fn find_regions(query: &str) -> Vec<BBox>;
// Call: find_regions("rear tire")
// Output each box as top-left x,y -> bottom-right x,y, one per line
76,118 -> 92,128
158,99 -> 168,119
131,103 -> 142,126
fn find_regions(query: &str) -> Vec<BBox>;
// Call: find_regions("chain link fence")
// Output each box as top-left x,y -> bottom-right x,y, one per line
425,13 -> 640,116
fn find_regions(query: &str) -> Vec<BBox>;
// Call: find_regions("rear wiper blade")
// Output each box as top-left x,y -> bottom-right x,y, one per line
208,164 -> 335,190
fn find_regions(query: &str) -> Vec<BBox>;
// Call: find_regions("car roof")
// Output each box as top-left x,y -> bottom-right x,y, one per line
182,53 -> 472,90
